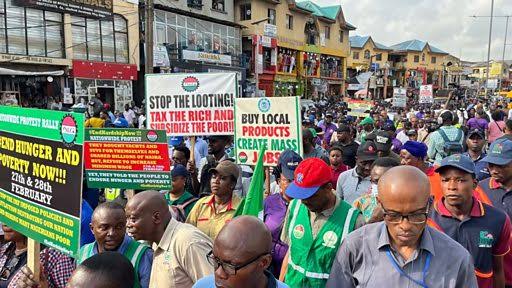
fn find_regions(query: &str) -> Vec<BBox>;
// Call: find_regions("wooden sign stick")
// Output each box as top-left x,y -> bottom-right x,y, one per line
28,239 -> 40,282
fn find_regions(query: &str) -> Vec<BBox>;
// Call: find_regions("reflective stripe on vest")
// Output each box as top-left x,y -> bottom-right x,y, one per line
341,207 -> 356,241
288,257 -> 330,279
129,243 -> 146,266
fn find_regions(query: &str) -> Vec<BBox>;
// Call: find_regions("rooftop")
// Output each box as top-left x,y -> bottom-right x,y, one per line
389,39 -> 448,54
349,35 -> 391,50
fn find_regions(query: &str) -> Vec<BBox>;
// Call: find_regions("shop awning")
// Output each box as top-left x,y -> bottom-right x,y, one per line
0,67 -> 65,76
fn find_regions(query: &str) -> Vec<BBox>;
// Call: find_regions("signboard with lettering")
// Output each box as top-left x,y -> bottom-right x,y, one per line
263,23 -> 277,38
347,99 -> 373,117
393,88 -> 407,107
419,85 -> 434,103
182,50 -> 231,65
0,106 -> 84,257
84,129 -> 171,190
14,0 -> 113,18
0,54 -> 71,66
146,73 -> 237,136
234,97 -> 302,166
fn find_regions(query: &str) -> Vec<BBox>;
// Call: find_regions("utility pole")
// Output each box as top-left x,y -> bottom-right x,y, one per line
499,16 -> 509,91
145,0 -> 154,74
485,0 -> 494,96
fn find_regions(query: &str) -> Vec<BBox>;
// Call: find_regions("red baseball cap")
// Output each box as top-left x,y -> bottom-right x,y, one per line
285,158 -> 332,199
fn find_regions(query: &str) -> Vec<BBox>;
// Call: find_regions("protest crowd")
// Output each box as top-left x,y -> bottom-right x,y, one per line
2,85 -> 512,288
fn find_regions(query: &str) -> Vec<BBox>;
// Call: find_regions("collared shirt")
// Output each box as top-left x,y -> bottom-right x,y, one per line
336,168 -> 371,205
427,126 -> 464,164
193,270 -> 289,288
88,235 -> 153,288
7,246 -> 75,288
150,218 -> 214,288
352,186 -> 378,222
326,222 -> 478,288
479,177 -> 512,285
462,152 -> 490,181
186,194 -> 241,240
429,198 -> 511,288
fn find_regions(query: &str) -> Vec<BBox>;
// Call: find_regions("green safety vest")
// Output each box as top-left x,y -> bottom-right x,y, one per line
285,199 -> 359,287
77,240 -> 149,288
105,188 -> 121,201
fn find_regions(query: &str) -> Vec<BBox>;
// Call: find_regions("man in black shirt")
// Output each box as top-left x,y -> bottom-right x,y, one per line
335,124 -> 359,168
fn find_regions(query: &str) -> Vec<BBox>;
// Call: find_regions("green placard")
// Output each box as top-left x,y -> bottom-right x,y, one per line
0,106 -> 84,258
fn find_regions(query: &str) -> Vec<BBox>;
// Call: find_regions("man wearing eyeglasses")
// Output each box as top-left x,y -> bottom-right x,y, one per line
428,154 -> 511,288
326,166 -> 478,288
193,216 -> 289,288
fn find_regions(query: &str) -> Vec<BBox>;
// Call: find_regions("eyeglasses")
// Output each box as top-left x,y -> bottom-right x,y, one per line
206,251 -> 268,276
381,203 -> 430,224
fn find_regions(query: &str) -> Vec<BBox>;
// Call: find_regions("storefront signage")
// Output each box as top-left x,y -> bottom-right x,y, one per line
0,54 -> 70,66
154,45 -> 170,67
84,129 -> 171,190
14,0 -> 113,18
182,50 -> 231,65
277,36 -> 304,49
393,88 -> 407,107
419,85 -> 434,103
0,106 -> 84,257
347,99 -> 373,117
347,84 -> 365,91
263,23 -> 277,38
486,79 -> 498,89
146,72 -> 237,136
71,60 -> 138,81
260,36 -> 272,48
234,97 -> 302,166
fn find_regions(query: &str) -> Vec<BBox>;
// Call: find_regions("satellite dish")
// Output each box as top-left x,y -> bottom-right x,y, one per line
47,76 -> 53,83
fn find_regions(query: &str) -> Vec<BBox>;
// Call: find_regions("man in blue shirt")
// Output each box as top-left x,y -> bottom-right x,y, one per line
80,200 -> 95,246
78,202 -> 153,288
194,216 -> 288,288
463,128 -> 490,181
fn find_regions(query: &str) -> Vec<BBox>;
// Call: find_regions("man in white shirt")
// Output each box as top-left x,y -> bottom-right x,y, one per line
123,104 -> 136,127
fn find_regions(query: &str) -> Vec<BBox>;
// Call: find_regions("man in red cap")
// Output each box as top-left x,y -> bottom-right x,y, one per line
278,158 -> 364,287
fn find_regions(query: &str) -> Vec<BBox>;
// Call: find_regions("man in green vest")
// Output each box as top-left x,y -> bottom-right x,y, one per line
279,157 -> 364,287
77,201 -> 153,288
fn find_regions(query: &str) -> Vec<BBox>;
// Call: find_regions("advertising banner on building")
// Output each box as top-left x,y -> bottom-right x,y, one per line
419,85 -> 434,103
182,50 -> 232,65
14,0 -> 113,18
84,129 -> 171,190
146,73 -> 237,137
234,97 -> 302,166
346,99 -> 373,117
393,88 -> 407,107
0,106 -> 84,257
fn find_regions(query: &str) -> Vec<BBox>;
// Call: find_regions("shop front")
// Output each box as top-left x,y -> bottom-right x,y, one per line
70,60 -> 137,112
0,55 -> 70,108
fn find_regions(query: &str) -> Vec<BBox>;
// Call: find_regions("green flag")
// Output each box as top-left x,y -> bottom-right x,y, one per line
234,146 -> 266,219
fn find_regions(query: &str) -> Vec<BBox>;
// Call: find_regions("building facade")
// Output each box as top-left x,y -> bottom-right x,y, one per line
0,0 -> 139,112
150,0 -> 246,94
347,35 -> 391,98
235,0 -> 353,97
388,40 -> 448,92
469,60 -> 512,91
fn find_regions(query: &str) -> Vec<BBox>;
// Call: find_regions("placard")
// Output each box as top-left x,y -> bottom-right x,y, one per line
84,129 -> 171,190
419,85 -> 433,103
146,73 -> 237,136
347,99 -> 373,117
393,88 -> 407,108
234,97 -> 302,166
0,107 -> 83,257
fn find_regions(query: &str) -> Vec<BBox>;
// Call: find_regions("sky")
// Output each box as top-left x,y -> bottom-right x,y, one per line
312,0 -> 512,62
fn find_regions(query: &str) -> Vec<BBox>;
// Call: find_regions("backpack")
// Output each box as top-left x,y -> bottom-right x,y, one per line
170,197 -> 198,222
438,128 -> 463,157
